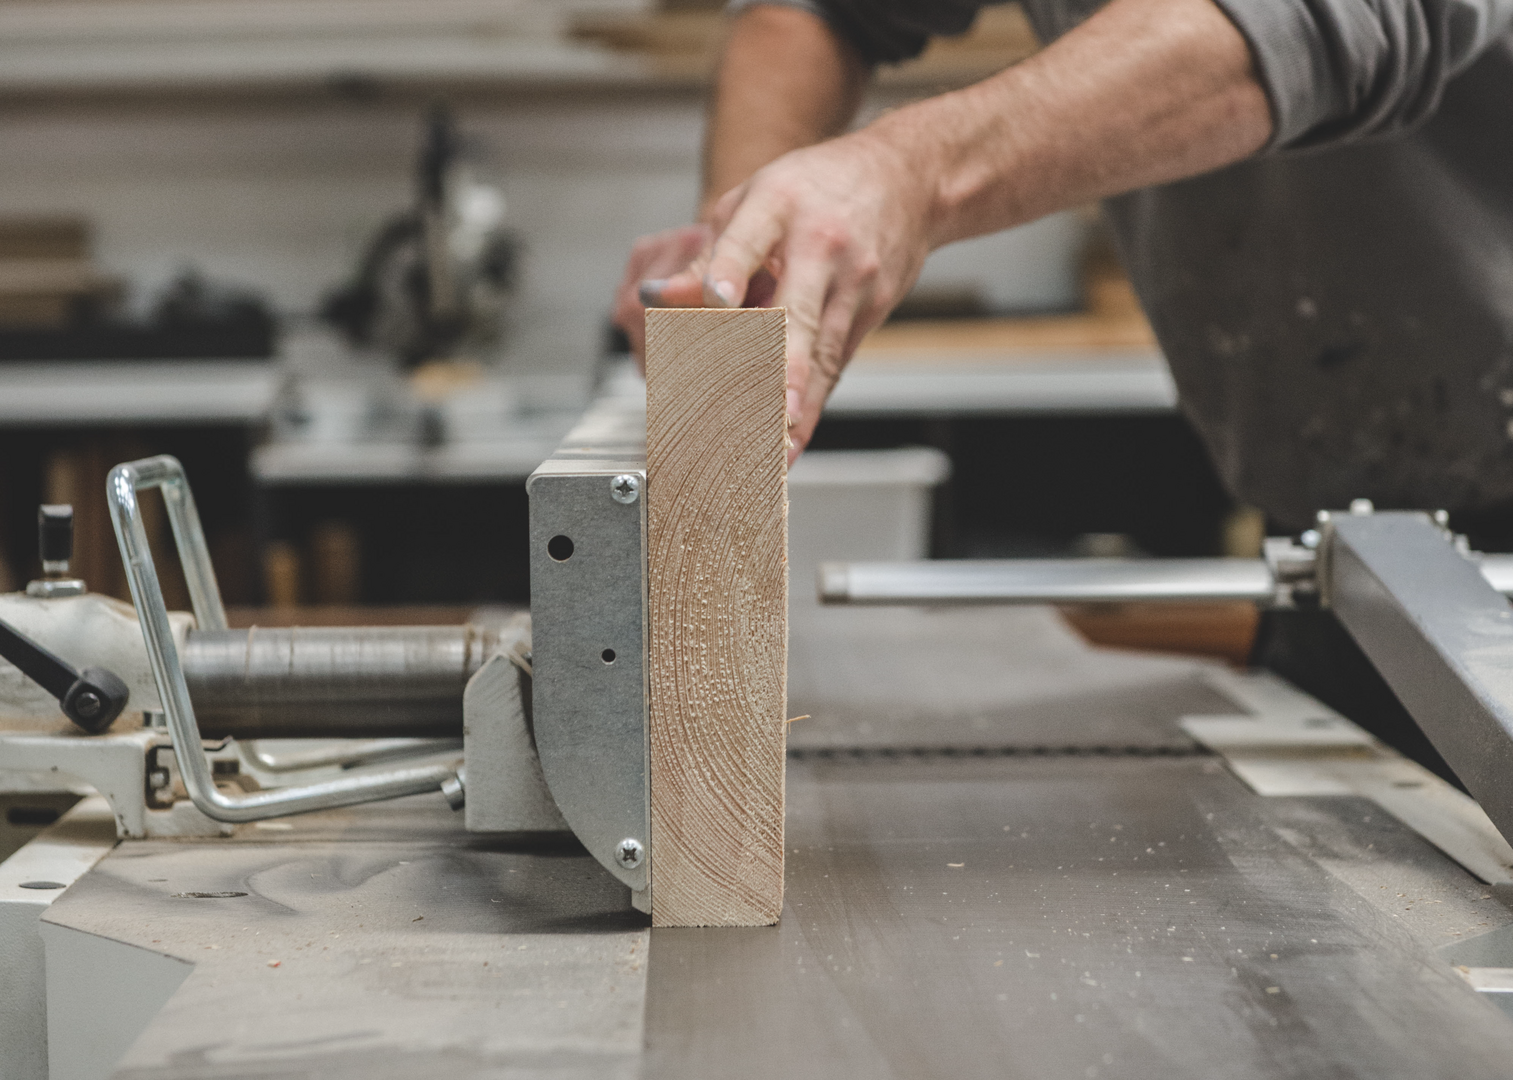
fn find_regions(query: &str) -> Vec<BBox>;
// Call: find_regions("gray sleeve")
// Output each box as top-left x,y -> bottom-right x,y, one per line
725,0 -> 985,65
1212,0 -> 1513,147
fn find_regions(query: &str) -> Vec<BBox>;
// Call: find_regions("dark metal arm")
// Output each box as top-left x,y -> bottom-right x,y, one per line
0,616 -> 129,734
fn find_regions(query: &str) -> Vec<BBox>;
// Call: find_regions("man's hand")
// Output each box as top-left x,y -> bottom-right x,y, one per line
611,224 -> 711,361
619,0 -> 1270,464
611,6 -> 865,377
664,130 -> 937,462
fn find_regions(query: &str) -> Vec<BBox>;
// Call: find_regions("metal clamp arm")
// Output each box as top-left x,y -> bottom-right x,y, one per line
107,455 -> 461,823
0,616 -> 130,734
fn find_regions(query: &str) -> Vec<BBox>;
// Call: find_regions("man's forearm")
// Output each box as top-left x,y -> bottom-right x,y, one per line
875,0 -> 1272,247
700,4 -> 869,218
657,0 -> 1274,460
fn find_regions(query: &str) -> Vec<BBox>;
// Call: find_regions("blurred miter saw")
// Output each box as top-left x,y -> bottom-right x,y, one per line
322,104 -> 520,367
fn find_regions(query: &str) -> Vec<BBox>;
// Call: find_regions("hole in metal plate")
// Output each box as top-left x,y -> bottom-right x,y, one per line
602,648 -> 616,664
547,535 -> 575,561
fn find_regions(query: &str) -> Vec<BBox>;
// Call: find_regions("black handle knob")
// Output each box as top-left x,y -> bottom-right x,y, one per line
38,504 -> 73,569
61,667 -> 132,734
0,617 -> 129,734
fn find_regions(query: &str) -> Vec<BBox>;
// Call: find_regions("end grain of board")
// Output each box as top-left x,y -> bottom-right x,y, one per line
645,306 -> 788,927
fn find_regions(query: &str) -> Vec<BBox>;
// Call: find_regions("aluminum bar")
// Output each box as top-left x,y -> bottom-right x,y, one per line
1326,512 -> 1513,846
818,553 -> 1513,606
818,557 -> 1276,605
240,738 -> 463,773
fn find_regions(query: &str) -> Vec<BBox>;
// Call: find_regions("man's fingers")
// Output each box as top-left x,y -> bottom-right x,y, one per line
771,242 -> 839,452
639,270 -> 707,308
703,189 -> 790,308
745,268 -> 779,308
636,225 -> 714,308
613,223 -> 714,363
788,285 -> 864,462
776,224 -> 877,461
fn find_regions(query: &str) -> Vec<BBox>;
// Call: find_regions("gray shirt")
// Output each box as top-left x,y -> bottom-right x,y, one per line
739,0 -> 1513,529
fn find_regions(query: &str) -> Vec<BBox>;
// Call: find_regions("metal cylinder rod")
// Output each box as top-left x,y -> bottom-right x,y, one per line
819,554 -> 1513,607
180,625 -> 498,739
818,558 -> 1277,606
242,738 -> 463,773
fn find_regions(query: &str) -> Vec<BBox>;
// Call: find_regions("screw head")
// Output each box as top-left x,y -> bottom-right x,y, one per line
73,691 -> 102,718
610,474 -> 641,505
614,838 -> 644,869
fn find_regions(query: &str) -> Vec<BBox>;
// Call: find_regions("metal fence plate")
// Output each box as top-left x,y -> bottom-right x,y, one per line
527,387 -> 649,901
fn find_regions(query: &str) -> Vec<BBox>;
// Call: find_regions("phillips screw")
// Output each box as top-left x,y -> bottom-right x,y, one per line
615,838 -> 644,869
610,475 -> 641,505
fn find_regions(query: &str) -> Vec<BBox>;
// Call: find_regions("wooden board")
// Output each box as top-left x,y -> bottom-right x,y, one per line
645,307 -> 788,927
1059,602 -> 1259,666
853,311 -> 1156,361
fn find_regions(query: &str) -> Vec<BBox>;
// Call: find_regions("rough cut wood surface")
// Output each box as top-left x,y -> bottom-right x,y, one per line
645,307 -> 788,927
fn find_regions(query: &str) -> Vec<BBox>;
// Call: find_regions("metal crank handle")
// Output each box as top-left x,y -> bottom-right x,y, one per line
0,616 -> 129,734
106,454 -> 465,824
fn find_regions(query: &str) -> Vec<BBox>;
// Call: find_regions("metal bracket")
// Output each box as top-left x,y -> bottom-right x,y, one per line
0,728 -> 231,837
1261,535 -> 1318,609
462,621 -> 571,834
1322,509 -> 1513,850
105,455 -> 462,823
526,384 -> 651,906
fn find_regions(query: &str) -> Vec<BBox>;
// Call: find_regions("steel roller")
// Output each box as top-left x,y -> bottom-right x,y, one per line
180,624 -> 495,738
